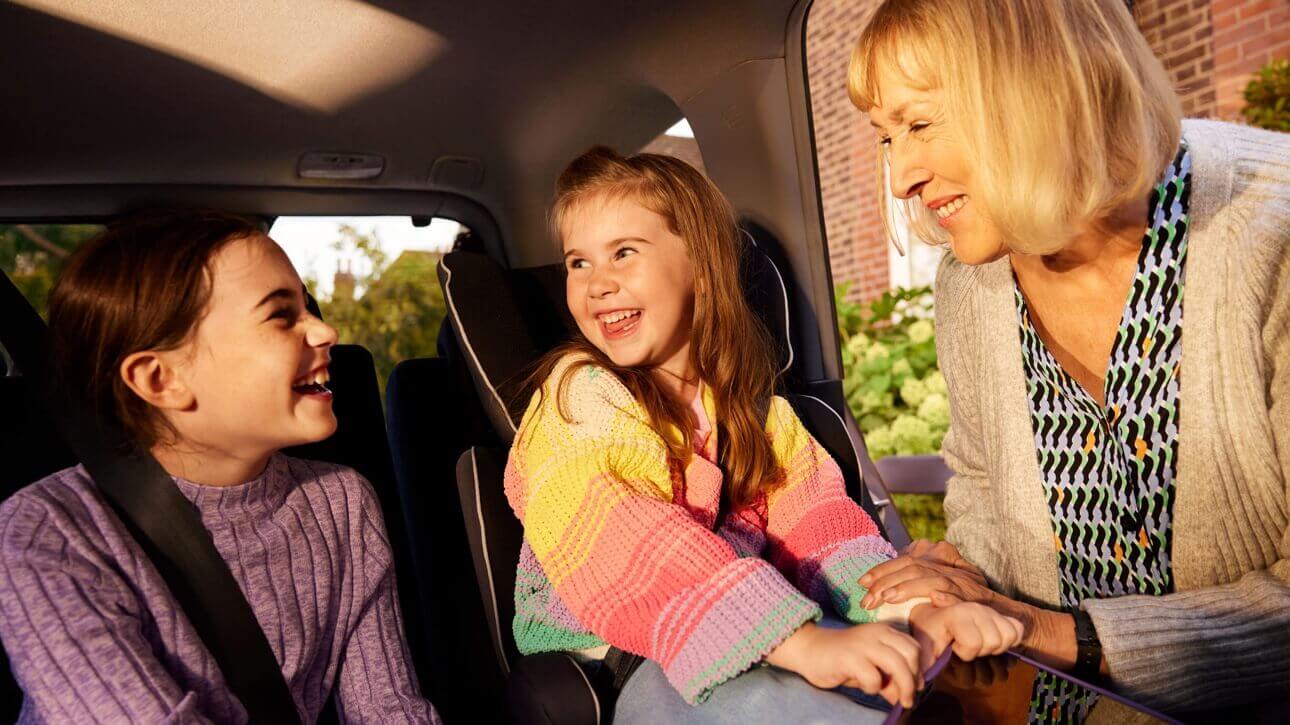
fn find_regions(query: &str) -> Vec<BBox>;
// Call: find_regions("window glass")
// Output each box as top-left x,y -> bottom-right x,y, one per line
0,224 -> 105,319
639,118 -> 706,173
270,216 -> 464,392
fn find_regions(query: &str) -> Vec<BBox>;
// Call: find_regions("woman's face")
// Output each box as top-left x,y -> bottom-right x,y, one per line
167,233 -> 339,457
562,195 -> 696,375
867,64 -> 1007,265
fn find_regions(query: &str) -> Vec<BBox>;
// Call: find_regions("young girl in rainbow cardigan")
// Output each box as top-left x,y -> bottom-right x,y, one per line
505,147 -> 1023,722
0,211 -> 439,723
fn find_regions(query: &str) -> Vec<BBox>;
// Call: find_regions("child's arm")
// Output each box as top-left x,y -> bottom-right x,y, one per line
0,494 -> 214,724
332,479 -> 440,724
762,397 -> 902,622
509,364 -> 821,705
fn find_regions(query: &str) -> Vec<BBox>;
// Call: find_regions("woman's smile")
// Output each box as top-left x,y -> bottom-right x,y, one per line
929,195 -> 969,227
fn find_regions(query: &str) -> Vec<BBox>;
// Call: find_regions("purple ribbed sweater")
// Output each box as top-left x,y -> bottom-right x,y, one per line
0,454 -> 440,724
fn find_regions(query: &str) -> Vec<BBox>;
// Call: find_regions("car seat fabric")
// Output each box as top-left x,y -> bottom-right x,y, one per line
437,231 -> 792,444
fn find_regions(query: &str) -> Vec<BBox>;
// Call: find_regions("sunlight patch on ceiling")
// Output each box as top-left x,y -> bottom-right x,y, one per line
16,0 -> 445,114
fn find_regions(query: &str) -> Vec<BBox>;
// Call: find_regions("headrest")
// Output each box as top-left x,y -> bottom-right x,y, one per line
439,230 -> 794,442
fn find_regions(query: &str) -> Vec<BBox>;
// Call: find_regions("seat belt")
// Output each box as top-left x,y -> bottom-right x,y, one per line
0,273 -> 300,724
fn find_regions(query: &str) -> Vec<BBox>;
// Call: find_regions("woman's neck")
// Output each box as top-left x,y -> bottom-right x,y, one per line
1010,198 -> 1148,282
151,441 -> 273,487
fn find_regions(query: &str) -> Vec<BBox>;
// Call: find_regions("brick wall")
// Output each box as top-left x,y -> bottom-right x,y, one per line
812,0 -> 1287,302
1133,0 -> 1220,116
1211,0 -> 1289,118
806,0 -> 887,302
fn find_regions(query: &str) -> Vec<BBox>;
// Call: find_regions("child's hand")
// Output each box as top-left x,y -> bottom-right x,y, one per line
908,593 -> 1024,670
766,621 -> 924,707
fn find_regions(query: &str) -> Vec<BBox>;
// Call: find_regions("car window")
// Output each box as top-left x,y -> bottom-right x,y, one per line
640,118 -> 706,172
270,216 -> 464,394
0,224 -> 105,319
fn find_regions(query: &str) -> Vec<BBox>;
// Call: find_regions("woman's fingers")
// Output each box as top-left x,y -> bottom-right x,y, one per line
861,566 -> 945,606
879,576 -> 965,605
930,589 -> 964,607
858,557 -> 916,589
904,539 -> 937,558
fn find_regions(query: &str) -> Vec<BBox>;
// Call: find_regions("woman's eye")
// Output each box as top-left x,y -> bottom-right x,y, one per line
909,122 -> 930,135
878,136 -> 892,146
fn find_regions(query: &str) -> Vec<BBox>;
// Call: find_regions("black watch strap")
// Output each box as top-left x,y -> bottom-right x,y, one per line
1071,607 -> 1102,680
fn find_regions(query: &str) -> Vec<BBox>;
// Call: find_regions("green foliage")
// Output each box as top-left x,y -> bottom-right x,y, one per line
837,283 -> 948,540
312,225 -> 445,396
0,225 -> 103,317
836,283 -> 946,458
1242,58 -> 1290,133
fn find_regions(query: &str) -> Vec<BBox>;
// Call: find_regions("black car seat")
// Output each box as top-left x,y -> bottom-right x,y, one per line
420,231 -> 901,723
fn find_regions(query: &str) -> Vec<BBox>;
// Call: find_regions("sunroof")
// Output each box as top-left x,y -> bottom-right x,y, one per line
13,0 -> 446,114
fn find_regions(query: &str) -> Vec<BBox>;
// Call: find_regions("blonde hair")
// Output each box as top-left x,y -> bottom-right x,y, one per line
848,0 -> 1182,254
523,147 -> 785,510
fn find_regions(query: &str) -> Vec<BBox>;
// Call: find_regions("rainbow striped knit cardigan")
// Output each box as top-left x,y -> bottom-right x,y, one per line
504,355 -> 896,704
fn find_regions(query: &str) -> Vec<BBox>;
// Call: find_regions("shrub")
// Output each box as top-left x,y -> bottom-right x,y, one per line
836,284 -> 947,455
1242,58 -> 1290,133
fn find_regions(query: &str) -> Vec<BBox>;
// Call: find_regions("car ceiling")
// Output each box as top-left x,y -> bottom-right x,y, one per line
1,0 -> 802,257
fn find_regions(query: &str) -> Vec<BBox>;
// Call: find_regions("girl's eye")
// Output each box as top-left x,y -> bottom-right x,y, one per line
614,246 -> 637,260
268,307 -> 298,326
567,258 -> 588,270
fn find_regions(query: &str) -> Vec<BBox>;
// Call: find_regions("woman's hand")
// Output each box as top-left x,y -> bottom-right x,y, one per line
859,540 -> 991,609
766,621 -> 925,707
907,596 -> 1024,669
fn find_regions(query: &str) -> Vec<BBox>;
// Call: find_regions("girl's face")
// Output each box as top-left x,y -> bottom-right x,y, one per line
867,63 -> 1006,265
562,195 -> 696,375
168,233 -> 338,458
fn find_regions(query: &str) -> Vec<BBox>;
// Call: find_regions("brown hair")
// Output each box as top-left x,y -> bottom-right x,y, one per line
45,208 -> 262,449
524,146 -> 784,510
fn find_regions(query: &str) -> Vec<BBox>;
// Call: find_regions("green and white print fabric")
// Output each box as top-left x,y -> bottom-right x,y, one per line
1015,144 -> 1191,724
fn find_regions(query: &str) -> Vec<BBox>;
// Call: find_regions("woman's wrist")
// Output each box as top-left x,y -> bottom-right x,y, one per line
1018,606 -> 1078,671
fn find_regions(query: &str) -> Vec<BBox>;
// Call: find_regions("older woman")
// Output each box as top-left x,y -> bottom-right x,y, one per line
846,0 -> 1288,721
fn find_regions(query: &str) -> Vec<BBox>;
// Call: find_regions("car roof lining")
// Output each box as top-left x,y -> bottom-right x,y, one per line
0,0 -> 844,383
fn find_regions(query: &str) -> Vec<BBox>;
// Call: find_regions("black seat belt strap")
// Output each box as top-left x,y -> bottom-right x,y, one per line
0,272 -> 300,724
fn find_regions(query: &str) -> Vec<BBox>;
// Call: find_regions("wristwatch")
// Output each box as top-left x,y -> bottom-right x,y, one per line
1070,607 -> 1102,680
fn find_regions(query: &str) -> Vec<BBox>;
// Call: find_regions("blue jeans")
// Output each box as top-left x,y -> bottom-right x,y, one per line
613,660 -> 889,725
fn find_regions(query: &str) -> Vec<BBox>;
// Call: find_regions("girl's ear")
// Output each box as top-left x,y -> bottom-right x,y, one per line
120,350 -> 195,412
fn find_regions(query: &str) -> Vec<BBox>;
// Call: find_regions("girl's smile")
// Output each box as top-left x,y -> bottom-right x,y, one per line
596,308 -> 643,339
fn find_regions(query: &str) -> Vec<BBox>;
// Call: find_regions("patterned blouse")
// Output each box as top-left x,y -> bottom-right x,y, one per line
1016,144 -> 1191,723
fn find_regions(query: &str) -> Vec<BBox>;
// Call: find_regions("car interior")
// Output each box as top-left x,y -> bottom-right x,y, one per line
0,1 -> 922,722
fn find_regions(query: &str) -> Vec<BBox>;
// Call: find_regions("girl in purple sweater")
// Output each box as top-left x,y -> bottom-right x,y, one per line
0,210 -> 439,723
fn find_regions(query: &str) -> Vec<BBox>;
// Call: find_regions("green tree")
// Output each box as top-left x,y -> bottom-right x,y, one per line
0,224 -> 103,317
308,225 -> 446,395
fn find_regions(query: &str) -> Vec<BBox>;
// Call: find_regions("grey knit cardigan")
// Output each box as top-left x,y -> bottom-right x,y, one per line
934,119 -> 1288,717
